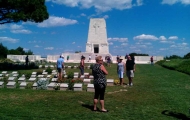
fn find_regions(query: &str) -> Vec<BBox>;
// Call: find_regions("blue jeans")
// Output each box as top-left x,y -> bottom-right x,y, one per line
80,67 -> 84,75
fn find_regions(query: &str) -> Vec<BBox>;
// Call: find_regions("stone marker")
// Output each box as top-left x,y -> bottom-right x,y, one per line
32,72 -> 37,75
12,71 -> 18,74
7,82 -> 16,88
42,72 -> 48,75
84,73 -> 89,75
74,76 -> 78,78
45,65 -> 48,68
47,75 -> 52,78
87,84 -> 94,92
51,78 -> 58,82
37,75 -> 44,78
20,82 -> 27,89
50,65 -> 54,68
86,18 -> 109,54
18,77 -> 26,83
33,82 -> 37,89
52,70 -> 56,73
0,81 -> 4,88
107,79 -> 114,86
0,77 -> 3,80
80,75 -> 84,79
64,75 -> 68,78
83,79 -> 91,85
8,77 -> 16,81
47,83 -> 55,90
68,66 -> 71,68
13,74 -> 19,77
28,78 -> 36,82
73,83 -> 82,91
39,65 -> 42,68
2,71 -> 7,74
74,72 -> 79,76
0,74 -> 3,77
31,75 -> 36,78
60,83 -> 68,91
89,75 -> 94,79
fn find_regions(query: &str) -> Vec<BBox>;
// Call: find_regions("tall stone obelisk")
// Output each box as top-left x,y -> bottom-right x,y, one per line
86,18 -> 109,54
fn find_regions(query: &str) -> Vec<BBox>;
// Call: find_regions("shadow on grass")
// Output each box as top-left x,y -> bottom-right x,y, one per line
162,110 -> 190,120
81,104 -> 94,111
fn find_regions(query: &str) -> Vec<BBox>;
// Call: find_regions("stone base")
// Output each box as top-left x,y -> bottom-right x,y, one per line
0,82 -> 4,88
74,83 -> 82,91
7,82 -> 16,88
60,83 -> 68,91
87,84 -> 94,92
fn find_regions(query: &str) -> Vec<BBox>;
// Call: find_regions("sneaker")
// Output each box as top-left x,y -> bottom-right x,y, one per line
130,83 -> 133,86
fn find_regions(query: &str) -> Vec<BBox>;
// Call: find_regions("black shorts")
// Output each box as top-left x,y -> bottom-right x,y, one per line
57,68 -> 62,73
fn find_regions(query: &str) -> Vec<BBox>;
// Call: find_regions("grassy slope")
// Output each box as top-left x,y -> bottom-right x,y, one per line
0,64 -> 190,120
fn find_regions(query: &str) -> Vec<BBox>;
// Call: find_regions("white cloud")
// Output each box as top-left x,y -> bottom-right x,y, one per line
34,45 -> 40,48
0,37 -> 19,43
108,37 -> 128,42
160,48 -> 168,50
0,24 -> 7,29
72,42 -> 76,44
109,42 -> 113,45
80,13 -> 86,16
24,48 -> 29,51
161,0 -> 190,5
46,0 -> 143,12
11,29 -> 32,34
103,15 -> 109,19
37,16 -> 78,27
133,34 -> 158,40
159,36 -> 167,41
121,43 -> 128,46
44,47 -> 54,50
10,24 -> 23,29
168,36 -> 178,40
182,42 -> 188,46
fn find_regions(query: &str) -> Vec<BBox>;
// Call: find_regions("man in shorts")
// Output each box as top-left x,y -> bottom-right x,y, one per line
57,56 -> 64,82
126,55 -> 135,86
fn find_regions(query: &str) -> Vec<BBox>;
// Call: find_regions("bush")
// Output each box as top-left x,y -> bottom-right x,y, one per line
67,72 -> 74,79
36,69 -> 43,75
45,67 -> 52,74
37,79 -> 49,90
26,82 -> 33,89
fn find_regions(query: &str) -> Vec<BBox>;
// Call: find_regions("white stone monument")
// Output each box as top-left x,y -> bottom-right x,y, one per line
86,18 -> 109,54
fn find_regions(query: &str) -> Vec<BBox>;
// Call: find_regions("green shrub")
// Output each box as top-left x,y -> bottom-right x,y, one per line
37,79 -> 49,90
67,72 -> 74,79
36,69 -> 43,75
45,67 -> 52,74
26,82 -> 33,89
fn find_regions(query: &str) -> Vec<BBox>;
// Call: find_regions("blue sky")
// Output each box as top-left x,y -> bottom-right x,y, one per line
0,0 -> 190,57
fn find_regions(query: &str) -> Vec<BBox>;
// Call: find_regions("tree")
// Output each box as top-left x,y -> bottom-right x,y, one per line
8,49 -> 21,55
25,49 -> 33,55
183,52 -> 190,59
16,46 -> 25,55
0,0 -> 49,24
0,43 -> 8,58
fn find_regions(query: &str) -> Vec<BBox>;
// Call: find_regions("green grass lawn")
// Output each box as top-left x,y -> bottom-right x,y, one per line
0,64 -> 190,120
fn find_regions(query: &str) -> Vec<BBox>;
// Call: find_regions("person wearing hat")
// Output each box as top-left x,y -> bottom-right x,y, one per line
57,55 -> 64,82
117,56 -> 125,85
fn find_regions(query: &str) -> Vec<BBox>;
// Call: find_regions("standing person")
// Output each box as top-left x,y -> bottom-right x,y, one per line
79,56 -> 85,75
107,56 -> 111,67
125,53 -> 128,59
67,55 -> 69,62
116,55 -> 119,63
88,55 -> 91,62
117,57 -> 125,85
92,56 -> 108,112
150,56 -> 154,65
57,56 -> 64,82
25,55 -> 29,67
126,55 -> 135,86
